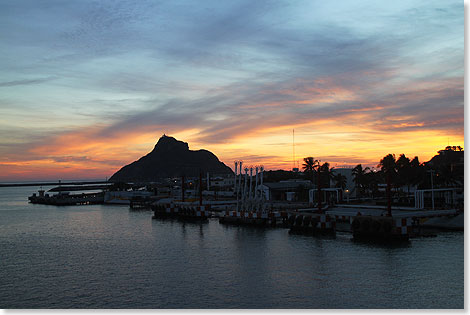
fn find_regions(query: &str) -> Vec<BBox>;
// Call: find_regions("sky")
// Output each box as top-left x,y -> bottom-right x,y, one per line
0,0 -> 464,181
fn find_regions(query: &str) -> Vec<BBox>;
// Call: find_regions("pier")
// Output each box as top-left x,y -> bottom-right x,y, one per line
152,203 -> 211,222
150,199 -> 461,243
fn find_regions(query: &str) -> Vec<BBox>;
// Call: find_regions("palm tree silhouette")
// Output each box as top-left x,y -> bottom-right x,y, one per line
378,154 -> 397,176
320,162 -> 333,188
396,154 -> 411,193
333,173 -> 347,190
352,164 -> 369,196
302,157 -> 318,172
302,157 -> 319,183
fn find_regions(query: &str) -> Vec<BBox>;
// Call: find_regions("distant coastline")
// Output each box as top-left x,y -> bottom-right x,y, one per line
0,180 -> 108,188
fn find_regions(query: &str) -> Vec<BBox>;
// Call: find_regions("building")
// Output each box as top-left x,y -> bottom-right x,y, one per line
210,176 -> 235,189
258,179 -> 312,201
309,187 -> 343,205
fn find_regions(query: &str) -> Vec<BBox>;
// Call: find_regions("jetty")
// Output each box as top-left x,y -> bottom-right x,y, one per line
152,203 -> 211,221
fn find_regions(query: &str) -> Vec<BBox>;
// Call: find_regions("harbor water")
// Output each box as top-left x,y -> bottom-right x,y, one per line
0,186 -> 463,308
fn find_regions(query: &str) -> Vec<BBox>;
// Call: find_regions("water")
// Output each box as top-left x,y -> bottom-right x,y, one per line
0,186 -> 463,308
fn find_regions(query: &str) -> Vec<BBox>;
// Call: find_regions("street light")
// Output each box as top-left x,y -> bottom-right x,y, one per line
345,189 -> 350,203
427,170 -> 435,210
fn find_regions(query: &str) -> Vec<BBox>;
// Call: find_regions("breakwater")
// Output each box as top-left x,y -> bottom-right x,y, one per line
0,180 -> 108,188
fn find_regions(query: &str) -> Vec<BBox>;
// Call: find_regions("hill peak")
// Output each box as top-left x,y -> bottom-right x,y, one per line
153,134 -> 189,152
109,135 -> 233,182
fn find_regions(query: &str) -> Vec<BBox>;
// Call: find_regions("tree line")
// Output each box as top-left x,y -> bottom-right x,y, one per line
301,146 -> 464,199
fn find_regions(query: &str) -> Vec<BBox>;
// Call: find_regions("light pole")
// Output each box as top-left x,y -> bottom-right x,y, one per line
427,170 -> 435,210
317,161 -> 322,212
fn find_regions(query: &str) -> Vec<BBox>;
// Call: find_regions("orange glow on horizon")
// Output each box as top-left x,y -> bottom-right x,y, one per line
0,76 -> 463,181
0,124 -> 463,181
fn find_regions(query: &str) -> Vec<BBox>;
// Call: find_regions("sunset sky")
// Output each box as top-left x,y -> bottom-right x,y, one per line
0,0 -> 464,181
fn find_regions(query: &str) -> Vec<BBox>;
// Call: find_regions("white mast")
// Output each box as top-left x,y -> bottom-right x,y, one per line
243,167 -> 248,210
254,166 -> 259,211
260,166 -> 265,212
249,167 -> 253,200
238,162 -> 243,210
234,161 -> 238,211
234,161 -> 238,192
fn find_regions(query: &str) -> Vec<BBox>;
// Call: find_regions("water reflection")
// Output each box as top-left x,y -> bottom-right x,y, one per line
0,186 -> 464,309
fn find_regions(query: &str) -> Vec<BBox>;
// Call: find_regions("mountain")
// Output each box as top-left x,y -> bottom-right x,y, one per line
109,135 -> 233,182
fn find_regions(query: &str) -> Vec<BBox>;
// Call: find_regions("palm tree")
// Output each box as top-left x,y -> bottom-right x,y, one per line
396,154 -> 411,193
352,164 -> 367,196
378,154 -> 397,183
302,157 -> 318,173
378,154 -> 397,216
409,156 -> 425,188
333,173 -> 347,190
364,170 -> 380,198
379,154 -> 396,172
302,157 -> 319,183
319,162 -> 333,188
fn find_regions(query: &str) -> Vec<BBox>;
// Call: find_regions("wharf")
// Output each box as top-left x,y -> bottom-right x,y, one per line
216,203 -> 462,238
49,184 -> 112,192
152,203 -> 211,221
148,198 -> 461,243
323,204 -> 458,219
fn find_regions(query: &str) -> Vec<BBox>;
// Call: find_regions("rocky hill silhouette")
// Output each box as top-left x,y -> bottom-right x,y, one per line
109,135 -> 233,182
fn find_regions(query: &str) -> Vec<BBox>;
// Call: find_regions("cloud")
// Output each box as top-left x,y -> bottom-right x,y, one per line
0,77 -> 57,87
58,66 -> 463,148
0,0 -> 463,179
52,155 -> 90,163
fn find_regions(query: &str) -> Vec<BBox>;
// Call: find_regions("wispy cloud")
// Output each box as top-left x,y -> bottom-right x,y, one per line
0,0 -> 463,180
0,77 -> 56,87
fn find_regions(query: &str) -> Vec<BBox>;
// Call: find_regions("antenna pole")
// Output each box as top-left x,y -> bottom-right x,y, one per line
293,129 -> 295,171
199,171 -> 203,206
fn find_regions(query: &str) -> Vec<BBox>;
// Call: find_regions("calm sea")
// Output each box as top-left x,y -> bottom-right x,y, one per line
0,186 -> 463,309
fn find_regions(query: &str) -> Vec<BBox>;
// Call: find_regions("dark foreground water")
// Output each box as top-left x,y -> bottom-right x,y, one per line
0,186 -> 463,309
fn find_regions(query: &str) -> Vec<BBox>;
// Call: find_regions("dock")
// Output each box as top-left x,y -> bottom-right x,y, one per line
152,203 -> 211,222
214,203 -> 461,242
